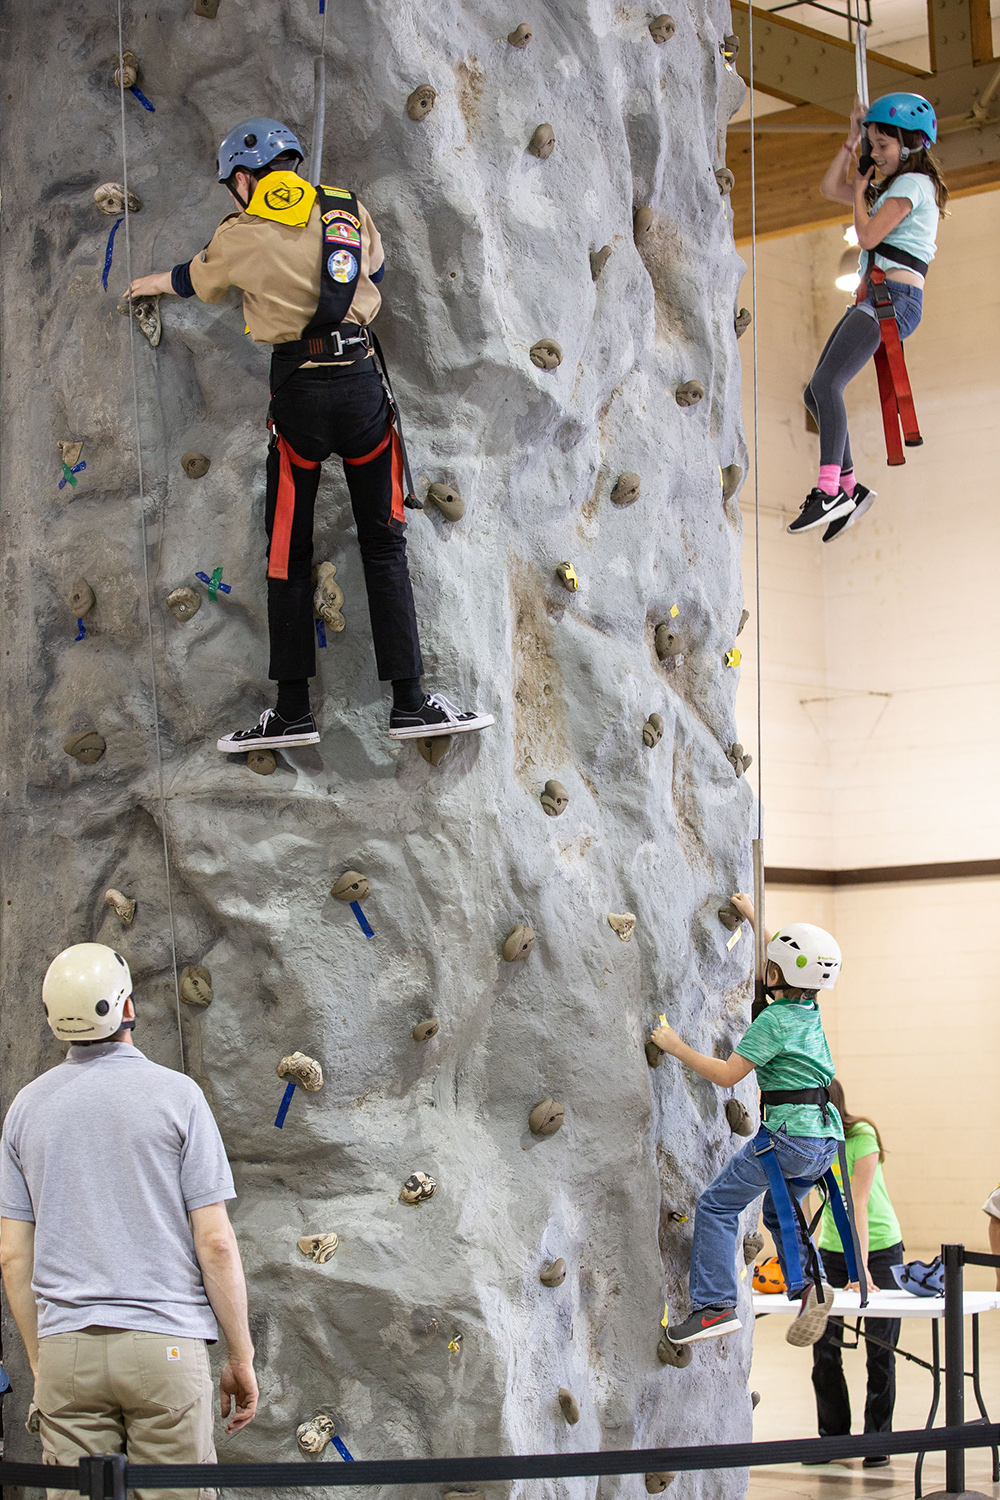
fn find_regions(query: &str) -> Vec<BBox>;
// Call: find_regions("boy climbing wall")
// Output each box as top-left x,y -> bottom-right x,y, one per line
650,893 -> 844,1347
128,118 -> 493,753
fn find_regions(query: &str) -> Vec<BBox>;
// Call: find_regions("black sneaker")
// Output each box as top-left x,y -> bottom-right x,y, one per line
822,483 -> 877,542
862,1456 -> 890,1469
388,692 -> 495,740
787,487 -> 854,534
216,709 -> 320,752
666,1306 -> 742,1345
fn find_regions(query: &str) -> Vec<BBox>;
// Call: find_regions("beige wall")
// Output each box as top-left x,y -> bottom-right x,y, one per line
733,190 -> 1000,1260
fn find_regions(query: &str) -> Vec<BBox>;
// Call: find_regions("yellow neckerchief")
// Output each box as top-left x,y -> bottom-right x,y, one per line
245,170 -> 317,228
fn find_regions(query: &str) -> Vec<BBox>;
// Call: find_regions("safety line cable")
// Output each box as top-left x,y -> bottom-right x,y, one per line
116,1 -> 185,1071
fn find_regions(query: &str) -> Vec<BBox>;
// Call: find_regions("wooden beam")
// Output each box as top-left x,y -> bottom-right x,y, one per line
969,0 -> 995,64
767,858 -> 1000,886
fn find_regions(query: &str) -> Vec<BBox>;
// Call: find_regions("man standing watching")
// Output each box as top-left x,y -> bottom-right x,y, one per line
0,943 -> 257,1493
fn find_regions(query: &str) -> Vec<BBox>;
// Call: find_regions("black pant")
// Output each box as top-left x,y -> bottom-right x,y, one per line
812,1242 -> 904,1437
265,362 -> 424,683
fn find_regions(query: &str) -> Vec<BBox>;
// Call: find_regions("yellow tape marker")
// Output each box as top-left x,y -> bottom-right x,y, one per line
661,1301 -> 670,1328
658,1013 -> 667,1027
726,925 -> 742,951
448,1334 -> 463,1352
670,604 -> 679,618
740,1263 -> 748,1281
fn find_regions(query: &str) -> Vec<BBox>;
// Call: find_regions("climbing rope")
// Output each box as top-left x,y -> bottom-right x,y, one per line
309,1 -> 330,186
746,1 -> 766,987
115,0 -> 185,1071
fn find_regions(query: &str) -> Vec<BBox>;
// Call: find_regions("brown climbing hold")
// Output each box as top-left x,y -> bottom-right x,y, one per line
645,1477 -> 675,1494
726,1099 -> 754,1137
248,749 -> 277,776
608,912 -> 636,942
675,380 -> 704,407
734,307 -> 751,339
718,903 -> 741,932
407,84 -> 437,121
528,124 -> 555,160
715,167 -> 735,196
167,586 -> 201,622
298,1232 -> 339,1263
113,52 -> 140,89
181,452 -> 211,479
611,472 -> 641,506
95,182 -> 142,215
59,441 -> 84,469
743,1230 -> 765,1264
313,561 -> 346,630
400,1171 -> 437,1204
411,1307 -> 441,1339
540,780 -> 568,817
721,464 -> 743,501
540,1258 -> 567,1286
737,607 -> 750,635
426,482 -> 465,522
657,1333 -> 693,1368
277,1051 -> 324,1091
555,561 -> 579,591
529,338 -> 562,370
643,713 -> 664,747
104,888 -> 136,924
412,1018 -> 440,1042
118,294 -> 161,347
332,870 -> 370,902
418,735 -> 452,765
590,246 -> 612,281
558,1389 -> 580,1425
193,0 -> 220,14
179,965 -> 213,1006
645,1038 -> 664,1068
654,624 -> 682,660
727,742 -> 753,777
633,206 -> 653,240
648,14 -> 676,42
69,580 -> 96,616
63,729 -> 106,765
503,924 -> 535,962
529,1098 -> 564,1136
751,1389 -> 761,1409
508,22 -> 533,46
721,33 -> 740,62
296,1414 -> 335,1456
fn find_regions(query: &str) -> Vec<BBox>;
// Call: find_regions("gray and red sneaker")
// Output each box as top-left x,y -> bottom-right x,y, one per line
666,1306 -> 742,1344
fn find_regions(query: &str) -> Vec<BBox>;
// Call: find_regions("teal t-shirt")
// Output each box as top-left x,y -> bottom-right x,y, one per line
818,1120 -> 902,1252
735,997 -> 844,1141
865,171 -> 939,275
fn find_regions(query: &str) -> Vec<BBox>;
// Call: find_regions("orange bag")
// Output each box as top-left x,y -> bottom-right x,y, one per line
752,1256 -> 787,1294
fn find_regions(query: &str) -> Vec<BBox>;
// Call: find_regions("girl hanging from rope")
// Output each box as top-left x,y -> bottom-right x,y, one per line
789,93 -> 948,541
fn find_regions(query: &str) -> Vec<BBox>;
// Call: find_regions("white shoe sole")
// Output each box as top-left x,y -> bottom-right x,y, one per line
786,1282 -> 836,1346
389,712 -> 495,740
842,488 -> 877,530
787,497 -> 855,534
217,731 -> 321,752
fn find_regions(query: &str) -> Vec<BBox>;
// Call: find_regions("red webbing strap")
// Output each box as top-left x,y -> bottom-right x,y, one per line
268,433 -> 320,580
873,343 -> 904,466
856,265 -> 922,465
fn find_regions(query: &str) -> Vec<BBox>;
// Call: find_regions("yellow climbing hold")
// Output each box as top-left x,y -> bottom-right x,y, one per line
725,647 -> 742,667
661,1301 -> 670,1328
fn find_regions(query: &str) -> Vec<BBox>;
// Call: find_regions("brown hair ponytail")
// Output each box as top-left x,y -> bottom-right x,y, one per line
827,1077 -> 886,1162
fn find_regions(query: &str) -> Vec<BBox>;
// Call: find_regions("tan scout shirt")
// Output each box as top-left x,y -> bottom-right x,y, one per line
188,194 -> 384,344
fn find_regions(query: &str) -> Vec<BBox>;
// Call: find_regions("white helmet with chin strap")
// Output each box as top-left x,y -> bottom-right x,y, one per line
42,943 -> 132,1042
766,923 -> 842,990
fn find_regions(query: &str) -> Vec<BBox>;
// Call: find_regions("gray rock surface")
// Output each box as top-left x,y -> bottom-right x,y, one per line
1,1 -> 757,1494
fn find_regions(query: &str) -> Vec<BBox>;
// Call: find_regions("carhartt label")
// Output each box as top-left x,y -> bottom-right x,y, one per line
167,1346 -> 180,1360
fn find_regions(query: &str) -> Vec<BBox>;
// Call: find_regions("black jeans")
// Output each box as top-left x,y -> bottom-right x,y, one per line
811,1242 -> 904,1437
265,361 -> 424,683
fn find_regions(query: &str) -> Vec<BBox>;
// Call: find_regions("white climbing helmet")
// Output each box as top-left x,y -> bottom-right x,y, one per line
42,943 -> 132,1042
766,924 -> 842,990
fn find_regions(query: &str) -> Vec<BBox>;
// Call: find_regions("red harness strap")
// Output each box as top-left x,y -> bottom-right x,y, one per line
268,433 -> 320,580
856,265 -> 922,467
343,420 -> 407,531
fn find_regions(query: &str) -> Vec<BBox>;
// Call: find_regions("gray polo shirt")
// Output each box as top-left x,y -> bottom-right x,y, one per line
0,1042 -> 235,1339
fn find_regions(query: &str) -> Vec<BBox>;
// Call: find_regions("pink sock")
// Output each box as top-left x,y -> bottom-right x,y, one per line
817,464 -> 842,497
840,469 -> 856,499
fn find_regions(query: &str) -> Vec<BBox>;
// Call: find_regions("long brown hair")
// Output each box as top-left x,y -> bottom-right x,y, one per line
828,1077 -> 885,1162
865,126 -> 949,214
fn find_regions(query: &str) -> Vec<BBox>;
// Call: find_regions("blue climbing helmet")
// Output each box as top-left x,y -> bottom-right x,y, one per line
216,118 -> 304,182
891,1255 -> 945,1297
864,92 -> 937,147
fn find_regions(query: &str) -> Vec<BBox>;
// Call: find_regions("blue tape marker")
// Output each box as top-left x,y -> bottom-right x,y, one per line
58,461 -> 86,490
331,1437 -> 354,1462
319,0 -> 325,11
350,901 -> 374,939
195,570 -> 232,599
129,85 -> 155,112
74,619 -> 86,642
274,1079 -> 296,1129
102,218 -> 123,290
316,619 -> 327,649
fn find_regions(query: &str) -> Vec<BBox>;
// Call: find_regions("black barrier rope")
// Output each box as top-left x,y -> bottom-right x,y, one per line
5,1421 -> 996,1494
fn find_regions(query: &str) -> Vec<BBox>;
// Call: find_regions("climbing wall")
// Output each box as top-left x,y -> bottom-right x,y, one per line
0,1 -> 757,1494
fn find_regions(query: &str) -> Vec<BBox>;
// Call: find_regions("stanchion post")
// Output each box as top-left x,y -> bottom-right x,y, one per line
943,1244 -> 966,1496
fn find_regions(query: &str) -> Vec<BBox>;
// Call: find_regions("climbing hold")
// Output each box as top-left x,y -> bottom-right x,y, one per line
277,1052 -> 324,1091
68,580 -> 95,616
412,1018 -> 440,1042
181,451 -> 211,479
528,124 -> 556,160
654,624 -> 682,660
313,562 -> 346,631
743,1230 -> 765,1264
648,15 -> 676,42
737,608 -> 750,635
411,1307 -> 442,1340
59,440 -> 84,471
555,561 -> 579,591
94,182 -> 141,216
508,22 -> 533,46
674,380 -> 704,407
667,1210 -> 688,1224
608,912 -> 636,942
113,52 -> 139,89
179,965 -> 213,1007
643,713 -> 664,747
720,33 -> 740,62
63,729 -> 106,765
192,0 -> 220,14
751,1389 -> 761,1409
718,903 -> 741,932
715,167 -> 735,196
540,1258 -> 567,1287
540,780 -> 569,817
418,735 -> 452,765
332,870 -> 370,903
645,1477 -> 675,1494
296,1414 -> 336,1456
118,294 -> 161,347
725,1099 -> 754,1137
558,1389 -> 580,1425
400,1171 -> 437,1204
247,749 -> 276,775
590,246 -> 612,281
298,1232 -> 339,1263
503,924 -> 535,962
166,586 -> 201,622
721,464 -> 743,501
633,206 -> 653,240
657,1333 -> 693,1368
726,743 -> 753,777
724,647 -> 742,668
104,888 -> 136,925
529,1098 -> 564,1136
611,472 -> 641,506
529,338 -> 562,370
645,1038 -> 664,1068
734,307 -> 751,339
426,482 -> 465,522
406,84 -> 437,121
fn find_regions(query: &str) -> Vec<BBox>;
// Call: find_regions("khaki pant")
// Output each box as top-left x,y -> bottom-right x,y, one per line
34,1328 -> 216,1500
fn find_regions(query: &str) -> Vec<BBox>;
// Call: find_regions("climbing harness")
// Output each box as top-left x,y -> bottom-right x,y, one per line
855,250 -> 925,465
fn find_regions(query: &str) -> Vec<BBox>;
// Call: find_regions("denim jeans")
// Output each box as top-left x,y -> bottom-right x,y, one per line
857,278 -> 923,339
812,1242 -> 904,1436
688,1129 -> 839,1310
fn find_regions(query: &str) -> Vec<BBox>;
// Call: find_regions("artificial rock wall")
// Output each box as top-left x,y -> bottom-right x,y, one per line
0,2 -> 758,1496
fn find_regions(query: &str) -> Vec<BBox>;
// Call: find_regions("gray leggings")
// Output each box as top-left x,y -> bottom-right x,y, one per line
803,307 -> 881,472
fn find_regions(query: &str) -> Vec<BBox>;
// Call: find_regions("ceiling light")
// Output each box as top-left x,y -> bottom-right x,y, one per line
835,248 -> 860,293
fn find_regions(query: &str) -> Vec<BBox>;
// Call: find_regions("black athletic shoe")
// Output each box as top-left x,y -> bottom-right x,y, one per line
388,692 -> 495,740
822,483 -> 877,542
666,1306 -> 742,1344
216,709 -> 320,753
787,487 -> 854,534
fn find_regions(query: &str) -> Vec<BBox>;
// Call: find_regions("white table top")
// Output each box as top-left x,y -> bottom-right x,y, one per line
752,1289 -> 1000,1319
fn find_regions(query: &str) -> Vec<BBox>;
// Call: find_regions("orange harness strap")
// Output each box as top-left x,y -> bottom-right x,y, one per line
268,433 -> 320,580
343,420 -> 407,530
856,266 -> 922,468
